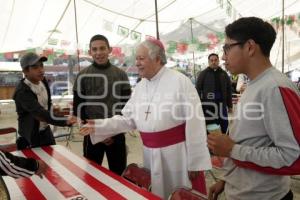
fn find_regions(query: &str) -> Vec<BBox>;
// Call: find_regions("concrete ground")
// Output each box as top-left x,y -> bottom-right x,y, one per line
1,101 -> 300,200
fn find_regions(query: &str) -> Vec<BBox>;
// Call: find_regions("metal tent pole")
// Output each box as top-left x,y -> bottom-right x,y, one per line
154,0 -> 160,39
189,18 -> 196,80
281,0 -> 285,73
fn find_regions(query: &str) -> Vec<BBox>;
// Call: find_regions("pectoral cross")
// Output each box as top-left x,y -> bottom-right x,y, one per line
145,105 -> 151,121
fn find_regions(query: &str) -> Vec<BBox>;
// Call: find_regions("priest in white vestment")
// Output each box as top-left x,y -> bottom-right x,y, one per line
80,38 -> 212,199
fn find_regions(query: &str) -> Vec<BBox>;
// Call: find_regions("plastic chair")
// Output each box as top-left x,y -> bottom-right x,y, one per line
169,187 -> 208,200
121,163 -> 151,191
0,127 -> 17,152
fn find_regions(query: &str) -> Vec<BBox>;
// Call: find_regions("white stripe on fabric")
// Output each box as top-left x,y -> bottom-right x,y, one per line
2,176 -> 26,200
17,151 -> 66,200
32,148 -> 107,200
54,145 -> 148,200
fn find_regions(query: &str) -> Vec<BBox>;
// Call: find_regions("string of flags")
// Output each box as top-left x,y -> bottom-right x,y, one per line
270,13 -> 300,37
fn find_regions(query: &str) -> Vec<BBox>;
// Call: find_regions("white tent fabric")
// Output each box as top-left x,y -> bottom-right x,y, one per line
0,0 -> 225,52
0,0 -> 299,71
0,0 -> 299,51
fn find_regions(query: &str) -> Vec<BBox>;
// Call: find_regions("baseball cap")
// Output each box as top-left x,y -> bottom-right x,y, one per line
20,52 -> 47,69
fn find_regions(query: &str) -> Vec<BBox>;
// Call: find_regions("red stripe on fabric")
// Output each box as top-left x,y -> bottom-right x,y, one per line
15,177 -> 46,200
191,171 -> 207,195
280,87 -> 300,147
84,159 -> 162,200
42,146 -> 127,200
22,149 -> 81,198
140,123 -> 186,148
234,87 -> 300,175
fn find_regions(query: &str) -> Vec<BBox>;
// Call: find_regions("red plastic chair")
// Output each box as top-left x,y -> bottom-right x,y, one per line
169,187 -> 208,200
121,163 -> 151,191
0,127 -> 17,152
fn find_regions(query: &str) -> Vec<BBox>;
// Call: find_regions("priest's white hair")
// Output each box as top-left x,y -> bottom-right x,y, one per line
139,40 -> 167,65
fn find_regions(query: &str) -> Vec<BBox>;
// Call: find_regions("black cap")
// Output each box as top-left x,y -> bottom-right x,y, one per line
20,52 -> 47,69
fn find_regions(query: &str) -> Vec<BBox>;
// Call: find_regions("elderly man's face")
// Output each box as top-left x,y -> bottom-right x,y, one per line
135,45 -> 161,80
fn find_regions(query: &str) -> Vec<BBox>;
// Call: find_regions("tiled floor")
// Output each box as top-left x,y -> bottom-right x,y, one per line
1,105 -> 300,200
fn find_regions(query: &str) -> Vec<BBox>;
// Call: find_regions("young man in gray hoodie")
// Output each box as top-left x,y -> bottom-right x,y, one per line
208,17 -> 300,200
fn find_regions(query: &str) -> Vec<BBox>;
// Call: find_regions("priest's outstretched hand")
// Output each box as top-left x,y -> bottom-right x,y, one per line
79,120 -> 95,136
207,133 -> 235,157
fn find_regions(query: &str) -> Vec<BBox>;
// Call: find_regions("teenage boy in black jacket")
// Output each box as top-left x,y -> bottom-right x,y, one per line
13,52 -> 77,149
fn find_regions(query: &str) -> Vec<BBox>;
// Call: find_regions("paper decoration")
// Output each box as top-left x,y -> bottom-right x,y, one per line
4,52 -> 13,59
197,43 -> 208,51
130,31 -> 141,41
188,43 -> 197,52
286,15 -> 296,25
48,38 -> 58,45
43,49 -> 54,56
177,43 -> 188,54
60,40 -> 71,47
226,0 -> 232,17
216,0 -> 224,8
145,35 -> 156,40
117,26 -> 129,38
111,47 -> 122,57
103,19 -> 113,32
166,41 -> 177,54
207,33 -> 219,44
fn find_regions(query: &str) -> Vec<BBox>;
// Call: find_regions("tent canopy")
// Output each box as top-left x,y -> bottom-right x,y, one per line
0,0 -> 300,71
1,0 -> 299,51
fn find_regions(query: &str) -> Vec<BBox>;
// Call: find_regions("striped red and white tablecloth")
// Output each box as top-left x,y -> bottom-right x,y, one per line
3,145 -> 161,200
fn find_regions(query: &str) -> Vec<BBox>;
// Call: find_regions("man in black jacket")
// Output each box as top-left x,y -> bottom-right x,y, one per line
13,52 -> 76,149
196,53 -> 232,133
73,35 -> 131,175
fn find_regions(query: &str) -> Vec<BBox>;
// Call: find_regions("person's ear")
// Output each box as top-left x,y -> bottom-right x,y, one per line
155,56 -> 161,64
247,39 -> 256,57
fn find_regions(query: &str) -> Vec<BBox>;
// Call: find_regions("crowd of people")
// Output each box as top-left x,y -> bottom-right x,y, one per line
1,16 -> 299,200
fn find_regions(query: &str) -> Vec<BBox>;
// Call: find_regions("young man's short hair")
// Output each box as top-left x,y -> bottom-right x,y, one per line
89,34 -> 110,49
208,53 -> 219,60
225,17 -> 276,57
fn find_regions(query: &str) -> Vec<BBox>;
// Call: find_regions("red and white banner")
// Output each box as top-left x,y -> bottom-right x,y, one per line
3,145 -> 161,200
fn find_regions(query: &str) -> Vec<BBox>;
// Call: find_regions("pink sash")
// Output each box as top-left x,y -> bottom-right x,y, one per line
139,123 -> 207,195
139,123 -> 185,148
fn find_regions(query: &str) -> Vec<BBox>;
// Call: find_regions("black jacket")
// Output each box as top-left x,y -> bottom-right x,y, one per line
73,62 -> 132,120
0,150 -> 38,178
13,78 -> 68,144
196,67 -> 232,109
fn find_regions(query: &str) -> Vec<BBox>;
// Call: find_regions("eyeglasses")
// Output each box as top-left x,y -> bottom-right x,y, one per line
222,42 -> 244,55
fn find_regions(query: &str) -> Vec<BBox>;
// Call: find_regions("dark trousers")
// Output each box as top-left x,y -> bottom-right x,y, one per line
17,126 -> 56,150
281,190 -> 293,200
202,101 -> 228,134
83,134 -> 127,175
